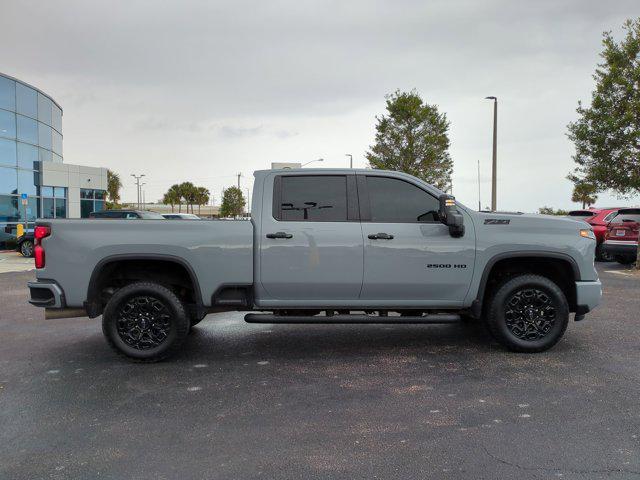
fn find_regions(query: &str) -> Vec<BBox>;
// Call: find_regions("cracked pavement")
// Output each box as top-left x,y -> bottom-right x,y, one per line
1,263 -> 639,479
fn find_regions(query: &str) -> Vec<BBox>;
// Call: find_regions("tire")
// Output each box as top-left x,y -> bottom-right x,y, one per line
595,244 -> 613,262
102,282 -> 190,362
615,256 -> 636,265
485,274 -> 569,353
20,240 -> 34,258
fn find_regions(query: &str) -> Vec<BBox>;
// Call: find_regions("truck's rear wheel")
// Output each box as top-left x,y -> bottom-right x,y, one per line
102,282 -> 190,362
486,274 -> 569,353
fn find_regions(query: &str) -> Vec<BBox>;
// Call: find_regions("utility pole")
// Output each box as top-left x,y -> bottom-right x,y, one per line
237,173 -> 242,189
246,188 -> 250,216
477,160 -> 481,211
131,174 -> 145,210
485,96 -> 498,211
345,153 -> 353,168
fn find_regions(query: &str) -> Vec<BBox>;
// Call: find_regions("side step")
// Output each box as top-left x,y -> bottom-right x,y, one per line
244,313 -> 461,324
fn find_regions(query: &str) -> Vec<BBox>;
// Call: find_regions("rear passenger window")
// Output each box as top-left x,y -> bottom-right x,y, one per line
278,175 -> 348,222
366,176 -> 440,223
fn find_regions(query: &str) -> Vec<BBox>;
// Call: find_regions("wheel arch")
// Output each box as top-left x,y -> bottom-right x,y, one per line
472,251 -> 580,317
85,254 -> 204,318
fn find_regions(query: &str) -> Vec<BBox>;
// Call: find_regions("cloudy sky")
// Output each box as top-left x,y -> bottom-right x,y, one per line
1,0 -> 638,211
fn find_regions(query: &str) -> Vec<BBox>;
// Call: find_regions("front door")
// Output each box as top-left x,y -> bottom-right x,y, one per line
259,173 -> 364,303
358,174 -> 475,305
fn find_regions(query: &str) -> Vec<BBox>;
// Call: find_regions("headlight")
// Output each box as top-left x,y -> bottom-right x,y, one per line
579,229 -> 596,240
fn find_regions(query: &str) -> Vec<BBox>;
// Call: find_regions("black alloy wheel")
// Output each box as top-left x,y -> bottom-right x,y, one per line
102,282 -> 190,362
486,274 -> 569,353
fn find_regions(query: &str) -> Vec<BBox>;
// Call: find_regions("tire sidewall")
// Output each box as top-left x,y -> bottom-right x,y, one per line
489,275 -> 569,352
102,283 -> 189,360
20,240 -> 33,257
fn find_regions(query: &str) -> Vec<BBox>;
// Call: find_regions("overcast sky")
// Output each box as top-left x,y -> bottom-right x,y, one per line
1,0 -> 638,211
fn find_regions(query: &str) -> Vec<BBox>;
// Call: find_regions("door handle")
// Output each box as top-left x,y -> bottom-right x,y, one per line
368,232 -> 394,240
266,232 -> 293,239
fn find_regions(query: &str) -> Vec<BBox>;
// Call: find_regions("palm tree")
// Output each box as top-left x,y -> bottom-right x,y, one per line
162,184 -> 182,212
195,187 -> 210,215
107,170 -> 122,205
179,182 -> 197,213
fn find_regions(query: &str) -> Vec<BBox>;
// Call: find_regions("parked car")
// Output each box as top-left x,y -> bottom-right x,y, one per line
567,208 -> 620,261
89,210 -> 165,219
602,208 -> 640,265
162,213 -> 200,220
28,168 -> 601,361
16,231 -> 35,257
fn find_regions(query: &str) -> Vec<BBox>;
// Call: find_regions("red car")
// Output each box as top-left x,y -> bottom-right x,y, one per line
567,208 -> 621,261
602,208 -> 640,265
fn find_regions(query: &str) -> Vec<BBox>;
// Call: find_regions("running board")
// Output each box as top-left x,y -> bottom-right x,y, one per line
244,313 -> 461,324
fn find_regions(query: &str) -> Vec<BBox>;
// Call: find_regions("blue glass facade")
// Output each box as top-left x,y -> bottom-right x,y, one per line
0,72 -> 64,243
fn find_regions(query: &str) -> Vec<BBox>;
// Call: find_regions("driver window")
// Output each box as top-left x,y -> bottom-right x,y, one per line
366,176 -> 440,223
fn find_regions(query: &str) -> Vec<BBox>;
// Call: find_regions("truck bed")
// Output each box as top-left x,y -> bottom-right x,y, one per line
36,219 -> 254,308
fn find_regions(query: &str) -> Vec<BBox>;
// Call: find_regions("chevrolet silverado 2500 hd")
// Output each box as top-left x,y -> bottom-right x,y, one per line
28,169 -> 602,361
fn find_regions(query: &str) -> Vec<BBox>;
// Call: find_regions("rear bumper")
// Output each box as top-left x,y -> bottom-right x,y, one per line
602,240 -> 638,258
575,279 -> 602,315
27,280 -> 65,308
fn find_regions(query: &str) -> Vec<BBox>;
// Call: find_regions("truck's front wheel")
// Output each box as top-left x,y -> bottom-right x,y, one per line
102,282 -> 190,362
486,274 -> 569,353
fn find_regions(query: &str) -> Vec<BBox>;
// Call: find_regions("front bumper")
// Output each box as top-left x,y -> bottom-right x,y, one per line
575,279 -> 602,315
27,281 -> 65,308
602,240 -> 638,258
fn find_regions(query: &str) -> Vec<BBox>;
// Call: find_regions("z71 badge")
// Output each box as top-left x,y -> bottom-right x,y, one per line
484,219 -> 510,225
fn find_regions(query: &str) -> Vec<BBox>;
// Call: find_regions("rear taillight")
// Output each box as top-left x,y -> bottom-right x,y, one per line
34,226 -> 51,269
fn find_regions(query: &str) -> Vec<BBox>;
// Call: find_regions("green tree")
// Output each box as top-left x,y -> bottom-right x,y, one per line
366,90 -> 453,190
570,179 -> 598,209
567,18 -> 640,267
194,187 -> 210,215
162,184 -> 182,213
106,170 -> 122,207
220,186 -> 246,217
538,207 -> 569,216
178,182 -> 197,213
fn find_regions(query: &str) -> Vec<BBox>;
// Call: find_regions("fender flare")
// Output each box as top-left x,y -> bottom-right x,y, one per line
85,253 -> 204,317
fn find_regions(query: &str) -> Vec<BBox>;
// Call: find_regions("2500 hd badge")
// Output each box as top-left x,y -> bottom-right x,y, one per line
426,264 -> 468,269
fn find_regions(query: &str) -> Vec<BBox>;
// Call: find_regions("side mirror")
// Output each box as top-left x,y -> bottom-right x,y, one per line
439,194 -> 465,238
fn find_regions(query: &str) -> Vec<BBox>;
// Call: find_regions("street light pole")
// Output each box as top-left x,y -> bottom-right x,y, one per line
345,154 -> 353,168
485,96 -> 498,211
477,160 -> 481,211
301,158 -> 324,167
131,174 -> 145,210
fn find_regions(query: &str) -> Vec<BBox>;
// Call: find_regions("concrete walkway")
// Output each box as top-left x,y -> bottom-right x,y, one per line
0,250 -> 35,274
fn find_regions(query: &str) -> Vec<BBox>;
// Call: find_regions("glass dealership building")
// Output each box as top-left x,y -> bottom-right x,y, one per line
0,72 -> 107,244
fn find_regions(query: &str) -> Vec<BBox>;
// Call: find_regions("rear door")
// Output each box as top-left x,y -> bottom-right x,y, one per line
259,173 -> 364,302
358,173 -> 475,305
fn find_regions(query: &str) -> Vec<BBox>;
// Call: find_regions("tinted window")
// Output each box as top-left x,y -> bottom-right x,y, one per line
42,197 -> 55,218
55,199 -> 66,218
366,176 -> 440,223
604,212 -> 618,223
17,169 -> 38,196
613,210 -> 640,223
52,105 -> 62,133
17,143 -> 38,170
17,115 -> 38,144
0,195 -> 19,221
0,138 -> 17,167
567,211 -> 594,217
278,175 -> 348,222
37,93 -> 52,126
16,83 -> 38,119
0,110 -> 16,139
139,211 -> 165,219
0,76 -> 16,111
38,123 -> 52,150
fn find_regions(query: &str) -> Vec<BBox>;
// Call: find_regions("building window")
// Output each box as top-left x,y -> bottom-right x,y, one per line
0,110 -> 16,140
0,138 -> 17,167
41,186 -> 66,219
16,83 -> 38,119
80,189 -> 107,218
37,92 -> 52,126
17,143 -> 38,170
17,115 -> 38,145
0,76 -> 16,111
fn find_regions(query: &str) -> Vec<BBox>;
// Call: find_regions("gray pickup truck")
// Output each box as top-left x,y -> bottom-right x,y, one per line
28,169 -> 602,361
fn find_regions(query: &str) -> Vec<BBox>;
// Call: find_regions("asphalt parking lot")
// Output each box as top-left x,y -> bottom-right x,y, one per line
1,263 -> 639,480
